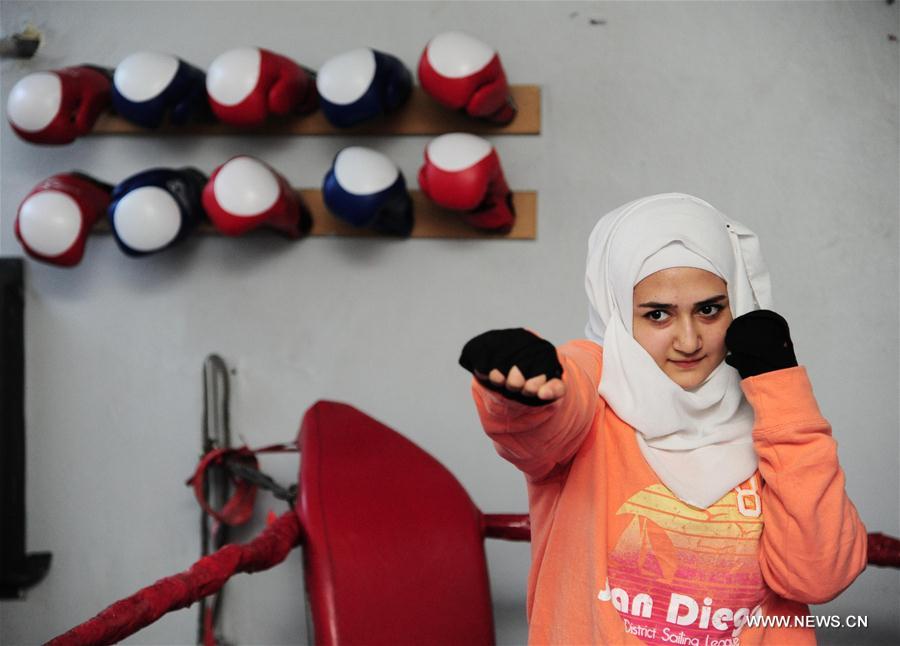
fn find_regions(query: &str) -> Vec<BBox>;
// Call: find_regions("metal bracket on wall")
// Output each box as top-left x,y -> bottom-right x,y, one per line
198,354 -> 233,645
0,25 -> 41,59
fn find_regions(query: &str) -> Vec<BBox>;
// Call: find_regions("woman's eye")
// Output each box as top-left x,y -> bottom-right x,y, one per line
646,310 -> 670,321
698,304 -> 723,317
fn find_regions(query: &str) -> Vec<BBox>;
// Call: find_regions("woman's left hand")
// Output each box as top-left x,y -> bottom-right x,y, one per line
725,309 -> 798,379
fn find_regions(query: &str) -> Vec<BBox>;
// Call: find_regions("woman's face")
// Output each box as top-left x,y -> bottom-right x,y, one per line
632,267 -> 733,389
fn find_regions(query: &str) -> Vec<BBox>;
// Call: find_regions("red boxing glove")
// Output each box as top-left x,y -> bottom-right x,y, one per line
206,47 -> 317,127
418,31 -> 516,125
418,133 -> 515,232
7,66 -> 112,145
202,155 -> 312,238
15,172 -> 112,266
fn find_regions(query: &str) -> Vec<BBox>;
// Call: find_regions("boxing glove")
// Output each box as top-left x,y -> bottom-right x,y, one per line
202,156 -> 312,238
418,133 -> 515,232
7,66 -> 112,144
725,310 -> 798,379
418,31 -> 516,124
322,146 -> 413,236
316,48 -> 411,127
206,47 -> 317,127
108,167 -> 207,256
15,172 -> 112,266
112,51 -> 209,128
459,328 -> 563,407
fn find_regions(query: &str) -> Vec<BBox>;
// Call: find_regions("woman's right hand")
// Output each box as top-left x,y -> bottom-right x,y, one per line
458,328 -> 566,406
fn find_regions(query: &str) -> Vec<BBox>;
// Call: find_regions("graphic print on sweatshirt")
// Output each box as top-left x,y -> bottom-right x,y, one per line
598,475 -> 767,646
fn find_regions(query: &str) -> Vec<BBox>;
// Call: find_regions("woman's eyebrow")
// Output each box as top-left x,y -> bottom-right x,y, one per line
636,294 -> 728,309
694,294 -> 728,307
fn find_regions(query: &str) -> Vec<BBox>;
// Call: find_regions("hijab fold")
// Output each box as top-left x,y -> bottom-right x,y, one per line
584,193 -> 771,509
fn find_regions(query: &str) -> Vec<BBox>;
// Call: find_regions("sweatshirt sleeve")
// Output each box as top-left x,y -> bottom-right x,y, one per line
471,339 -> 603,483
742,366 -> 868,604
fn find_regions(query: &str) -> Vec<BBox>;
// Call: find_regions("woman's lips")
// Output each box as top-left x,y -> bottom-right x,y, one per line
670,357 -> 704,369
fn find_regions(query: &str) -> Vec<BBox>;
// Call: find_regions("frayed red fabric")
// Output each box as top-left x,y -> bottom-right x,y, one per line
187,446 -> 260,526
45,511 -> 302,646
186,442 -> 298,526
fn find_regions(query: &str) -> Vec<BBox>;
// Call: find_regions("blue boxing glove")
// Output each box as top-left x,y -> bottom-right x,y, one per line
316,48 -> 412,127
108,167 -> 207,256
323,146 -> 414,237
112,51 -> 210,128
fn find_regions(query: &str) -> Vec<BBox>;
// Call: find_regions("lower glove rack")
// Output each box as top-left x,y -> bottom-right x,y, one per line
91,190 -> 538,239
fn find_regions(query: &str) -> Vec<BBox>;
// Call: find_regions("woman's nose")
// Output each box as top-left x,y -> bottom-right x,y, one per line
673,318 -> 702,354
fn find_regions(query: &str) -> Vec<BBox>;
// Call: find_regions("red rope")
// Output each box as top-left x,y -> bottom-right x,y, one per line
46,511 -> 302,646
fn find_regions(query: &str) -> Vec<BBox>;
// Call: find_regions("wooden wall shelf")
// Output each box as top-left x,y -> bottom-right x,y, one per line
91,86 -> 541,137
93,190 -> 537,239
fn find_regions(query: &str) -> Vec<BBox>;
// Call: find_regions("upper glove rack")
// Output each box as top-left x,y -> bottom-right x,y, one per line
7,34 -> 541,144
90,85 -> 540,136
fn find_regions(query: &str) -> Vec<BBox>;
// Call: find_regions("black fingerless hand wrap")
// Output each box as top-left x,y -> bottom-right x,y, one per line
459,328 -> 563,406
725,310 -> 798,379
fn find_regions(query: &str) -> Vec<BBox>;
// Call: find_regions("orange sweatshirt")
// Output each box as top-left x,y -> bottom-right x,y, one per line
472,340 -> 867,645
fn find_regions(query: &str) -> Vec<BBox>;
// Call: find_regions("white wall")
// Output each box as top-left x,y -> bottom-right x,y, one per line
1,1 -> 897,644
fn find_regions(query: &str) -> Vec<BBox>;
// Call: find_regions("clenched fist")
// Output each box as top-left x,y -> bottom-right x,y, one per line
459,328 -> 566,406
725,310 -> 798,379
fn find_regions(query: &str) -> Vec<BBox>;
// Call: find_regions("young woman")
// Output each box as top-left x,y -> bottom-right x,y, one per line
459,193 -> 867,645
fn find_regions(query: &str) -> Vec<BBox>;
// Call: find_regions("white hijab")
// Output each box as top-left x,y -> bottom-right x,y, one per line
584,193 -> 772,508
